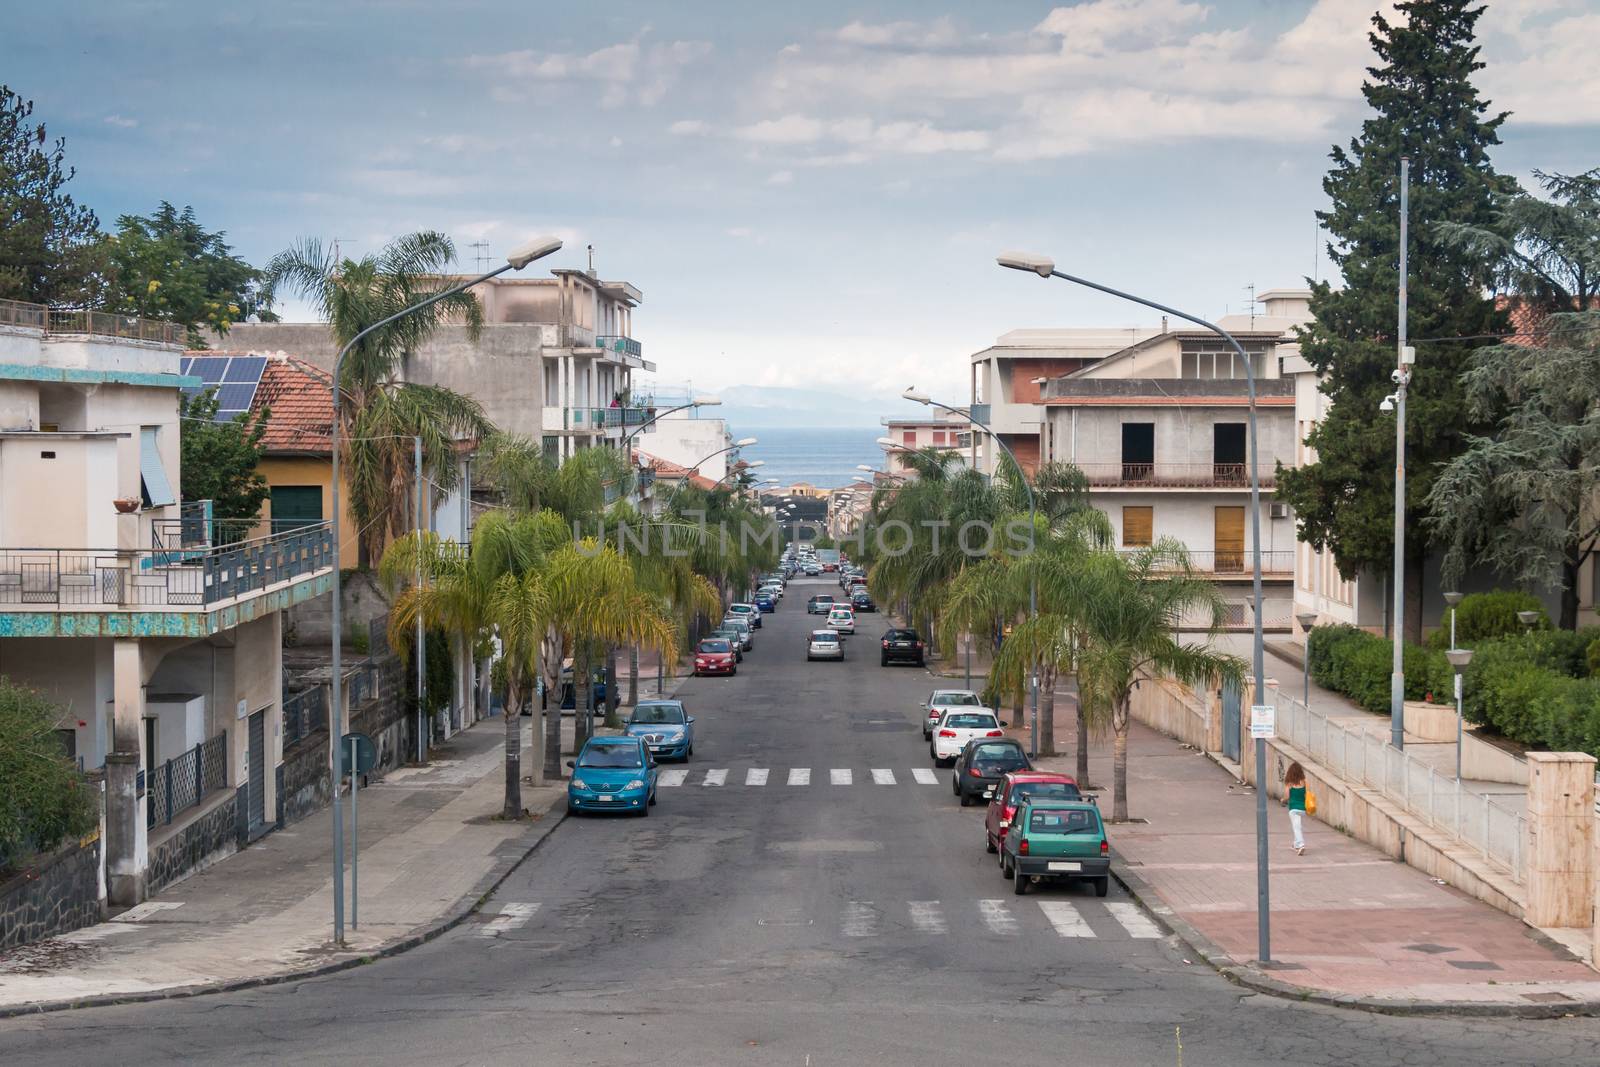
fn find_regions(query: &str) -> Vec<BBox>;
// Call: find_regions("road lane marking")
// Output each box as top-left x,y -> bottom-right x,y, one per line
745,768 -> 769,786
978,899 -> 1018,936
842,901 -> 877,937
907,900 -> 946,934
1036,900 -> 1095,938
480,902 -> 540,937
658,769 -> 689,787
911,768 -> 938,785
830,768 -> 853,785
788,767 -> 811,786
1106,902 -> 1162,939
870,768 -> 896,785
702,768 -> 728,786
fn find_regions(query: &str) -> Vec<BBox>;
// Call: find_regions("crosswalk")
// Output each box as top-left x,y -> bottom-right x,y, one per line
477,898 -> 1161,942
655,767 -> 946,789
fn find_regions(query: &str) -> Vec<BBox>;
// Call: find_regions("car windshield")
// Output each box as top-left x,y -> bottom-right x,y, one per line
1028,809 -> 1098,834
698,640 -> 731,653
945,713 -> 998,729
1012,782 -> 1082,804
631,705 -> 685,724
934,692 -> 982,707
970,742 -> 1026,764
578,743 -> 643,769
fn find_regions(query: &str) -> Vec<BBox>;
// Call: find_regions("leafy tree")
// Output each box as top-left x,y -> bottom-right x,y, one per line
1426,312 -> 1600,629
0,678 -> 98,870
178,388 -> 271,527
263,232 -> 493,564
0,85 -> 104,307
1276,0 -> 1511,639
103,202 -> 272,347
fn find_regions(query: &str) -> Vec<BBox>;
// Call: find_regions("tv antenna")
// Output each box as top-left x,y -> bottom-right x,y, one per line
469,240 -> 491,273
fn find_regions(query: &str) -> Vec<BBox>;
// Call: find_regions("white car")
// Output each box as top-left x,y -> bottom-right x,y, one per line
920,689 -> 987,741
759,582 -> 784,601
826,606 -> 856,635
721,617 -> 754,651
727,602 -> 761,629
930,708 -> 1004,765
807,629 -> 844,661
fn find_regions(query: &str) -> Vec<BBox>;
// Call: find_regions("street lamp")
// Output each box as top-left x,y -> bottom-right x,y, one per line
1295,611 -> 1318,711
328,233 -> 563,943
1517,610 -> 1541,631
998,248 -> 1274,964
902,385 -> 1039,755
1446,648 -> 1474,781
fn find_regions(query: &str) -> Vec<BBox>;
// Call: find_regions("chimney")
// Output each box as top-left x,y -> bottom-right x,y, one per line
1161,315 -> 1168,333
587,244 -> 597,278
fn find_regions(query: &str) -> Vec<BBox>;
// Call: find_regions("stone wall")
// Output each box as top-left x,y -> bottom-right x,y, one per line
280,656 -> 411,827
0,837 -> 104,951
146,790 -> 238,895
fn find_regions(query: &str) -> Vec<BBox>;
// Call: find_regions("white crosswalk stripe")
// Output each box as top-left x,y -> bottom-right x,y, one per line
977,899 -> 1018,936
842,901 -> 877,937
1106,902 -> 1162,939
745,768 -> 769,786
830,768 -> 853,785
657,769 -> 689,788
479,903 -> 540,937
907,900 -> 946,934
702,768 -> 728,787
1036,900 -> 1094,938
871,768 -> 896,785
911,768 -> 938,785
787,767 -> 810,786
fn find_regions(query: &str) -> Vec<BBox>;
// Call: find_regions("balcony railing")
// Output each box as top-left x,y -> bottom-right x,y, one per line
1122,549 -> 1294,575
595,335 -> 643,360
1079,462 -> 1279,489
146,733 -> 228,830
567,406 -> 655,430
0,298 -> 185,345
0,522 -> 334,610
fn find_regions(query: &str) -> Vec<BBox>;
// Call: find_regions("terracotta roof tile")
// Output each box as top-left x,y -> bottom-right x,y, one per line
252,355 -> 334,455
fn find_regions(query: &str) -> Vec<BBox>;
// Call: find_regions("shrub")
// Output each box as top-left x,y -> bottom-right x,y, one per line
1439,590 -> 1547,646
1306,625 -> 1446,714
1588,636 -> 1600,678
0,679 -> 99,871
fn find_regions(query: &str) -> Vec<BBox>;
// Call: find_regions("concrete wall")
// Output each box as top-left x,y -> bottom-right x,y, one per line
256,456 -> 359,569
1092,490 -> 1296,556
0,434 -> 122,549
0,637 -> 113,767
1049,403 -> 1297,470
635,415 -> 730,482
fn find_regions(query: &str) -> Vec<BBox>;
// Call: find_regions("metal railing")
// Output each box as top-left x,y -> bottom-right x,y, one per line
0,522 -> 333,610
0,299 -> 184,345
146,733 -> 228,830
566,406 -> 655,430
1078,462 -> 1280,488
595,334 -> 643,359
1121,549 -> 1294,575
283,686 -> 328,747
1276,694 -> 1526,881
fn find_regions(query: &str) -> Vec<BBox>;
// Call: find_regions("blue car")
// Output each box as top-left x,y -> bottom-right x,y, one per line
753,592 -> 777,613
624,700 -> 695,761
567,736 -> 658,816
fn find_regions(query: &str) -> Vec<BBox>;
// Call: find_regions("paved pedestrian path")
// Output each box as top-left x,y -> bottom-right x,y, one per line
0,717 -> 564,1015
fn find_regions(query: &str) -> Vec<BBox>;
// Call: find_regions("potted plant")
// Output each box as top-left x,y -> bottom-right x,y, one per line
113,498 -> 141,514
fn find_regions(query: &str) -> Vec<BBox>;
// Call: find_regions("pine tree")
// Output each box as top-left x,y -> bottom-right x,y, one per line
1276,0 -> 1512,639
0,85 -> 105,307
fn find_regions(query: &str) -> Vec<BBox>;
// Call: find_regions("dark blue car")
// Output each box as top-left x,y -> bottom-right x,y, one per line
624,699 -> 695,761
567,736 -> 658,816
753,591 -> 777,613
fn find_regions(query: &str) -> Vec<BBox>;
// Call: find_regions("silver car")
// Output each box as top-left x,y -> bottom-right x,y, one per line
807,629 -> 844,661
721,616 -> 754,651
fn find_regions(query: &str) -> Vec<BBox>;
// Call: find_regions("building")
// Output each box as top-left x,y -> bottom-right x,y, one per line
0,303 -> 335,905
880,415 -> 972,476
631,402 -> 734,484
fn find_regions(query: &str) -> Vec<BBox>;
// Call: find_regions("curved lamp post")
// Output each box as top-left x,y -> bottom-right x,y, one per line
327,235 -> 563,944
998,248 -> 1273,964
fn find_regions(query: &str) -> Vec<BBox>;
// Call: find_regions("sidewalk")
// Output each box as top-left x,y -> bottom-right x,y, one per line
0,716 -> 566,1016
1020,695 -> 1600,1014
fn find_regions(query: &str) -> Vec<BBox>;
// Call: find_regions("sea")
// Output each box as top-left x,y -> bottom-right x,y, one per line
734,426 -> 882,490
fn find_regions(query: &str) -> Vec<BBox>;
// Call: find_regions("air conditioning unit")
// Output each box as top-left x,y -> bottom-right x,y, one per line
1268,502 -> 1289,520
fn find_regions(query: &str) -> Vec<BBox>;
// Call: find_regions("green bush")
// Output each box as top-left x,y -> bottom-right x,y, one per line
1428,590 -> 1547,648
1306,625 -> 1446,715
0,679 -> 99,871
1588,637 -> 1600,678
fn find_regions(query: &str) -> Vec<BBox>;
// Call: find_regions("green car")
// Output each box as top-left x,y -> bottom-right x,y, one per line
1000,799 -> 1111,897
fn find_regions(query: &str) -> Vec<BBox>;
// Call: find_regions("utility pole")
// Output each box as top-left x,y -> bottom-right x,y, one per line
415,436 -> 427,764
1390,157 -> 1411,750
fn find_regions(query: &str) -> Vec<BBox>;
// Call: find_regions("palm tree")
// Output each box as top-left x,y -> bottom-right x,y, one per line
264,232 -> 493,562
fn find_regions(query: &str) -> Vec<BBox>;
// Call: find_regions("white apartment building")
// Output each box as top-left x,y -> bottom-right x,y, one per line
0,303 -> 335,905
632,405 -> 733,484
880,416 -> 972,476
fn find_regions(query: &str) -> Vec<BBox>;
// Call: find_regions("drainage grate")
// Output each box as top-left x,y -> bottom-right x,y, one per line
1402,943 -> 1456,955
1446,960 -> 1502,971
1521,992 -> 1575,1003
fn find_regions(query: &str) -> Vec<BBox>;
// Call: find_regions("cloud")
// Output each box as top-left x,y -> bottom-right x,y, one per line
1479,1 -> 1600,126
726,226 -> 753,238
669,118 -> 709,135
467,38 -> 710,108
834,17 -> 964,50
731,114 -> 987,159
103,114 -> 138,128
766,169 -> 793,185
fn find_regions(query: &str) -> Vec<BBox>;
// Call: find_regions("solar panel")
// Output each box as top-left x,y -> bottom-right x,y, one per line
214,383 -> 257,414
179,356 -> 194,376
223,356 -> 266,383
193,357 -> 229,384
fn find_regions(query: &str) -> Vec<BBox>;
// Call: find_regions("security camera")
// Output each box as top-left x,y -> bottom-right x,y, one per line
1379,395 -> 1396,413
1390,369 -> 1404,384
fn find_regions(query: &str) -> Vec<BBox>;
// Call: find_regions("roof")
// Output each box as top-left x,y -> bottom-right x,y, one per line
251,355 -> 334,456
633,448 -> 717,490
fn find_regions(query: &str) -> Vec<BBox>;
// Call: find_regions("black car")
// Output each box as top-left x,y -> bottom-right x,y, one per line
807,594 -> 836,615
851,591 -> 876,612
880,627 -> 925,666
952,738 -> 1031,806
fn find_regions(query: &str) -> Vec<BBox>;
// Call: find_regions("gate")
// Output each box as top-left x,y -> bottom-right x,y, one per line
1221,677 -> 1242,762
247,710 -> 267,832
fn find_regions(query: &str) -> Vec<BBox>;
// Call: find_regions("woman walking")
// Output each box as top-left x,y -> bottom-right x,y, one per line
1284,761 -> 1308,855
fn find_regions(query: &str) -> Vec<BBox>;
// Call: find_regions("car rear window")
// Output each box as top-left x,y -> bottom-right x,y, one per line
887,629 -> 920,641
971,742 -> 1026,763
811,631 -> 839,643
1028,809 -> 1099,835
699,640 -> 731,653
945,713 -> 998,729
1010,782 -> 1081,804
934,692 -> 982,706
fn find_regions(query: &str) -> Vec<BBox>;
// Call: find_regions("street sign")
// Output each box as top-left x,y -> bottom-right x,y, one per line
339,732 -> 377,776
1249,705 -> 1275,739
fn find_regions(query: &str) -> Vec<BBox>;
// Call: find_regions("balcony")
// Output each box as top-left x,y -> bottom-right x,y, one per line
565,405 -> 656,431
1079,462 -> 1278,489
1123,549 -> 1294,576
595,335 -> 643,363
0,297 -> 186,345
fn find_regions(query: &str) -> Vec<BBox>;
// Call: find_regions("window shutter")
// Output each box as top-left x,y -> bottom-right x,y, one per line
1122,506 -> 1153,547
140,427 -> 176,508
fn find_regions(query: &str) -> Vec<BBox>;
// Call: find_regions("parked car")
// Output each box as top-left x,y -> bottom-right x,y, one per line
553,665 -> 609,710
807,629 -> 845,661
826,605 -> 856,635
566,736 -> 658,816
709,626 -> 744,661
721,617 -> 755,651
694,638 -> 738,676
727,602 -> 761,629
623,700 -> 695,761
929,708 -> 1004,765
920,689 -> 986,740
759,581 -> 784,600
952,737 -> 1031,807
986,772 -> 1082,856
807,594 -> 836,615
1000,799 -> 1111,897
803,561 -> 822,576
880,627 -> 926,667
851,591 -> 876,613
753,592 -> 777,613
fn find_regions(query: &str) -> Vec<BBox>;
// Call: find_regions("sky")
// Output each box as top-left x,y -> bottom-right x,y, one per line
6,0 -> 1598,412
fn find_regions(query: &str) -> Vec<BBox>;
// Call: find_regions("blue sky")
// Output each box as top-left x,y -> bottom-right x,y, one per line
7,1 -> 1597,409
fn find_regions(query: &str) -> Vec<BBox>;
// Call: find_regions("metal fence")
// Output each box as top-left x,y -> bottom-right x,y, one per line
1122,549 -> 1294,575
1276,694 -> 1526,880
146,733 -> 228,830
283,686 -> 328,747
1077,462 -> 1279,489
0,298 -> 185,345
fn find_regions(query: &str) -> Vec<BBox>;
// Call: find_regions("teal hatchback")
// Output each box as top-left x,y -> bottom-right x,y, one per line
567,736 -> 659,816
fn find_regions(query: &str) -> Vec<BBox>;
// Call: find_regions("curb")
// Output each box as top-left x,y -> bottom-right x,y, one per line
1108,861 -> 1600,1019
0,793 -> 570,1020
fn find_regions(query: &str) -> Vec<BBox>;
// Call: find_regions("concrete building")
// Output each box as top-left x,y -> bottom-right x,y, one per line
880,415 -> 972,476
0,303 -> 334,905
632,407 -> 733,484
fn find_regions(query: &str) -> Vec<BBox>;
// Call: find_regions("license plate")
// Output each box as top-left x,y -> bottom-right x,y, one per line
1047,861 -> 1080,872
596,795 -> 614,802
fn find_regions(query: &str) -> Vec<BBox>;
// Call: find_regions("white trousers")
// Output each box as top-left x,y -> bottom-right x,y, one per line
1288,808 -> 1305,849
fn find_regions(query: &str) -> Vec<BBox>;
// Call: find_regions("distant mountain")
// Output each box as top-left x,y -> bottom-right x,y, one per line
714,385 -> 923,429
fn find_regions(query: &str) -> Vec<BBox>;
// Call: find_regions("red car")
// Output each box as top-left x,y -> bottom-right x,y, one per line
694,638 -> 737,676
985,771 -> 1081,855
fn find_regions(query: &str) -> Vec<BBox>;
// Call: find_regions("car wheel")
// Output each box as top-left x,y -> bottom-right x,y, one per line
880,656 -> 889,666
649,790 -> 658,807
687,744 -> 693,758
959,790 -> 972,807
917,657 -> 926,668
951,774 -> 961,796
638,801 -> 650,817
1013,865 -> 1028,896
1095,877 -> 1109,898
1000,852 -> 1013,878
985,833 -> 997,854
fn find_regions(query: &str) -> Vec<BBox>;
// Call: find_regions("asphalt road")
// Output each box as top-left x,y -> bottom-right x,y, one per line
4,576 -> 1600,1065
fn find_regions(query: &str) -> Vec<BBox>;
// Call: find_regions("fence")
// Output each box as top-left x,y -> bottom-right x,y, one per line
146,734 -> 228,830
283,686 -> 328,747
1076,462 -> 1279,489
1276,694 -> 1526,880
0,298 -> 184,344
1121,549 -> 1294,575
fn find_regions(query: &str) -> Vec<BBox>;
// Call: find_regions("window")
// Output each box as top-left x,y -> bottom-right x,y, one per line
902,430 -> 916,447
945,713 -> 998,729
631,704 -> 685,724
577,743 -> 642,769
932,430 -> 947,446
1120,423 -> 1154,480
1029,809 -> 1097,834
139,426 -> 176,508
1123,506 -> 1153,547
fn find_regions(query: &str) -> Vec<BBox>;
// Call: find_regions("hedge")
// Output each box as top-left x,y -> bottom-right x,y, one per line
1305,625 -> 1447,715
1425,590 -> 1548,649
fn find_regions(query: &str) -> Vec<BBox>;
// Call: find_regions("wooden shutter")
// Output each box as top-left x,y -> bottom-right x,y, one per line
1214,506 -> 1245,572
1122,506 -> 1153,547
